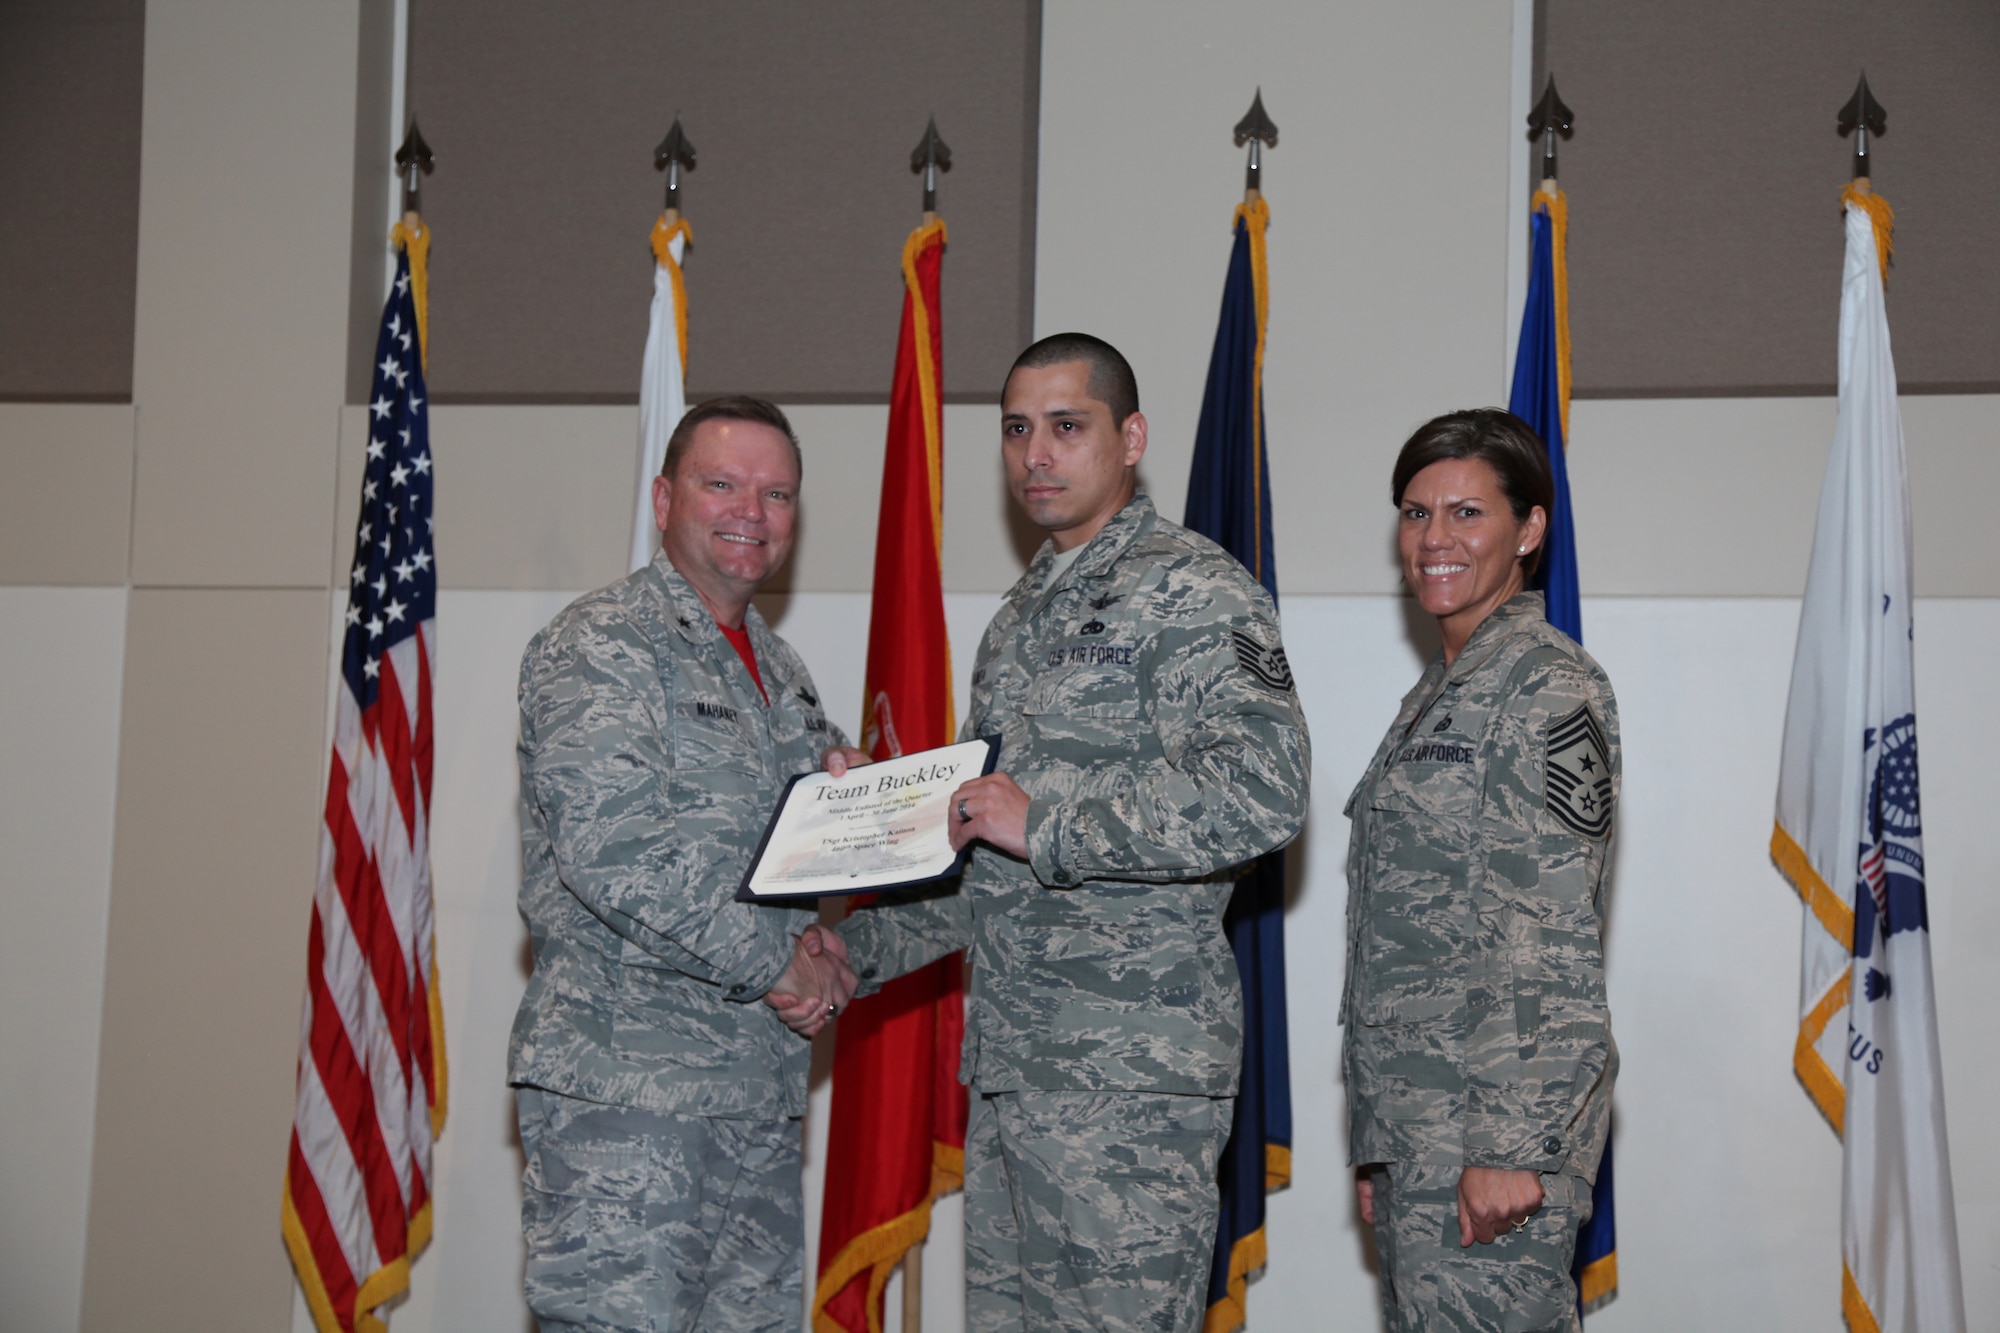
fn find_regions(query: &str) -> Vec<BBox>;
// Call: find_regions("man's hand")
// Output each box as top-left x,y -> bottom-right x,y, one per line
947,772 -> 1031,859
822,746 -> 871,778
762,925 -> 858,1037
1355,1171 -> 1376,1227
1456,1166 -> 1543,1247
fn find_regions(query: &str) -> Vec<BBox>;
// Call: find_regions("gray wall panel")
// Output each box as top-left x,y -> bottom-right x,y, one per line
1539,0 -> 2000,396
405,0 -> 1040,404
0,1 -> 144,401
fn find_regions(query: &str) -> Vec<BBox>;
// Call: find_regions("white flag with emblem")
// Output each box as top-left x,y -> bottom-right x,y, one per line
1770,190 -> 1964,1333
631,218 -> 690,572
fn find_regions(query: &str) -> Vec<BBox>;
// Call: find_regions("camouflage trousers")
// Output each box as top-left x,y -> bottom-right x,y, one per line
516,1087 -> 803,1333
964,1089 -> 1233,1333
1364,1161 -> 1591,1333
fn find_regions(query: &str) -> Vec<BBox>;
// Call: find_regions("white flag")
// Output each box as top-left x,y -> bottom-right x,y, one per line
630,218 -> 690,572
1771,191 -> 1965,1333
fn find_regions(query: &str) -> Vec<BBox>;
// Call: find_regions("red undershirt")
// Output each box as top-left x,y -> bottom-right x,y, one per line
715,620 -> 767,704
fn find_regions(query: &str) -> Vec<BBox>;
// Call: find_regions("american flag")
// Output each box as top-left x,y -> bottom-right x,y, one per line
283,243 -> 446,1333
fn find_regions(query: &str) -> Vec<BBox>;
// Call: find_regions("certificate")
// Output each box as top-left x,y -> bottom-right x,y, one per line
736,737 -> 1000,901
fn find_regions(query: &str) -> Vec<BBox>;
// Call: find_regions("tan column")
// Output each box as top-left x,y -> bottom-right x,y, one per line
81,3 -> 371,1329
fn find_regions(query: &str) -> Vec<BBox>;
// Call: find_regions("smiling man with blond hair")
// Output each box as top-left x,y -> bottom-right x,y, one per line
510,396 -> 865,1332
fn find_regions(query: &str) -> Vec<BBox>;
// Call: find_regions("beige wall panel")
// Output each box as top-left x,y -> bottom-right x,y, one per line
1036,0 -> 1516,598
1567,394 -> 2000,599
1903,394 -> 2000,598
344,0 -> 397,407
128,1 -> 359,587
0,588 -> 127,1333
772,402 -> 1022,596
338,405 -> 635,592
82,588 -> 331,1333
0,404 -> 135,585
375,403 -> 1026,595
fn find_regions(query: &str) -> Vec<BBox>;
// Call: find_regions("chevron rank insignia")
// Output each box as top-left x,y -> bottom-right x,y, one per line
1546,703 -> 1612,838
1231,629 -> 1295,694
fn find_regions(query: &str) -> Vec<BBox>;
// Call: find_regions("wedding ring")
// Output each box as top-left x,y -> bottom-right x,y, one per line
825,1003 -> 837,1017
958,799 -> 971,823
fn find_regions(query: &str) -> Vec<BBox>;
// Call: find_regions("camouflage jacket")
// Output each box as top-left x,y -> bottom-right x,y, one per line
509,558 -> 844,1119
842,494 -> 1311,1096
1341,592 -> 1619,1179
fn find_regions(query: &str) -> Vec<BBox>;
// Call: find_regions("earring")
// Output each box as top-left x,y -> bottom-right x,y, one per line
1517,546 -> 1526,555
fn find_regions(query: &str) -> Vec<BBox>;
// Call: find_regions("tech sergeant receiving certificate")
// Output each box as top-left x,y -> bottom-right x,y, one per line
737,736 -> 999,900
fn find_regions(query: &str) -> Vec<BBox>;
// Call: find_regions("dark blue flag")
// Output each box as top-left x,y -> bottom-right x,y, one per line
1509,197 -> 1617,1311
1184,200 -> 1290,1333
1508,205 -> 1582,642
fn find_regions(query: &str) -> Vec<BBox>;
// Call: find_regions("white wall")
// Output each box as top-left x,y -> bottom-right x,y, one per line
0,588 -> 127,1333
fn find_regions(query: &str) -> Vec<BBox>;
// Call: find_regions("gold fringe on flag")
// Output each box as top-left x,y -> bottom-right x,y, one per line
1770,821 -> 1855,1133
810,1142 -> 966,1333
1233,196 -> 1271,587
390,219 -> 431,367
1532,189 -> 1572,448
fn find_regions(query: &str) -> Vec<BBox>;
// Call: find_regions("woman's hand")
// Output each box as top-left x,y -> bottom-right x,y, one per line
1456,1166 -> 1543,1247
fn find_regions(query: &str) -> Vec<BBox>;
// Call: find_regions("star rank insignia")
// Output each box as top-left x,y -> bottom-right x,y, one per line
1545,703 -> 1613,839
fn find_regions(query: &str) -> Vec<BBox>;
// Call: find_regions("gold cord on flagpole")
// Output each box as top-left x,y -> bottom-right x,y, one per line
651,212 -> 695,375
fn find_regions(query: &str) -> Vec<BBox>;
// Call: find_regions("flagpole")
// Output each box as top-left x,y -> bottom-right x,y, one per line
629,120 -> 696,573
898,117 -> 952,1333
1192,92 -> 1287,1333
393,122 -> 434,367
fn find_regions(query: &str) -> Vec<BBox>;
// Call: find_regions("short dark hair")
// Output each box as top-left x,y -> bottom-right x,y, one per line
662,396 -> 802,480
1391,408 -> 1555,577
1005,333 -> 1140,425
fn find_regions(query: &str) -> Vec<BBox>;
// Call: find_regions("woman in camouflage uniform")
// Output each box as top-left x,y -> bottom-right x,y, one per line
1342,409 -> 1619,1332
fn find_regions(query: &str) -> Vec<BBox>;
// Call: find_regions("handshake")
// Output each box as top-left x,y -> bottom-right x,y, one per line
762,923 -> 858,1038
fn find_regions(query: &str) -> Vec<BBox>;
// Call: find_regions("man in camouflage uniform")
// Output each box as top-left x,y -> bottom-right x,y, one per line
837,334 -> 1311,1333
1343,588 -> 1620,1333
510,397 -> 862,1333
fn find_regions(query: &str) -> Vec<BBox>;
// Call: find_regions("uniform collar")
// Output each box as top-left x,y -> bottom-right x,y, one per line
1445,590 -> 1545,684
1019,491 -> 1157,599
646,555 -> 772,649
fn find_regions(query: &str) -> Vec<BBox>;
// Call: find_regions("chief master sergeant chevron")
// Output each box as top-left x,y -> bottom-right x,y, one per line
509,396 -> 865,1333
836,333 -> 1312,1333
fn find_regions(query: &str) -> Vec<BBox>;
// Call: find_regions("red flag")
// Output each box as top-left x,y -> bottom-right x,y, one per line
813,218 -> 966,1333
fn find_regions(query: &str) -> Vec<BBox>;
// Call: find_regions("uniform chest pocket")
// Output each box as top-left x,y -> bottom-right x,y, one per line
672,698 -> 762,775
1020,666 -> 1148,756
1369,752 -> 1479,821
1356,756 -> 1480,1027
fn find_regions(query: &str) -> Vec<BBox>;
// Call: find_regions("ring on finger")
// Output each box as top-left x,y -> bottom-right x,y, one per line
958,799 -> 971,823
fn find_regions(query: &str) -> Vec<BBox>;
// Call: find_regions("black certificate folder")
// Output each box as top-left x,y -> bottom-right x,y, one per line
737,736 -> 1000,901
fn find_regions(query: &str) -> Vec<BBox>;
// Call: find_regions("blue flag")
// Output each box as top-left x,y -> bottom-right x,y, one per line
1184,199 -> 1290,1333
1508,205 -> 1582,641
1509,196 -> 1616,1311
